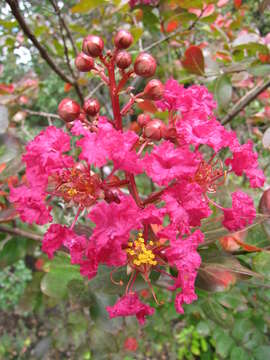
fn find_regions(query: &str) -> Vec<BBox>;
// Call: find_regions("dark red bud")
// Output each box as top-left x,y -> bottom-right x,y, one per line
134,53 -> 156,78
143,79 -> 164,100
82,35 -> 104,58
115,51 -> 132,69
114,30 -> 133,49
143,119 -> 165,141
137,113 -> 151,127
58,98 -> 80,122
75,52 -> 94,72
83,98 -> 100,116
162,126 -> 177,140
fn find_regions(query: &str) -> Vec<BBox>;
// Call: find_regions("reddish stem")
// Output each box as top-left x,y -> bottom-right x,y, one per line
107,60 -> 122,130
127,173 -> 143,208
117,70 -> 134,93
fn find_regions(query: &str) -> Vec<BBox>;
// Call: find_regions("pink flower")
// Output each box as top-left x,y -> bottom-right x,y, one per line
165,230 -> 204,313
74,118 -> 142,174
176,113 -> 238,152
42,224 -> 67,259
23,126 -> 73,189
162,181 -> 211,234
156,78 -> 184,112
10,185 -> 52,225
225,140 -> 265,188
156,79 -> 216,117
88,195 -> 142,267
222,191 -> 256,231
106,293 -> 155,325
143,141 -> 200,186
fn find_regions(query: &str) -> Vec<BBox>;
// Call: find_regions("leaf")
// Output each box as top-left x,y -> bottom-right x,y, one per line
201,297 -> 234,327
215,75 -> 232,110
71,0 -> 107,13
253,346 -> 270,360
230,346 -> 250,360
249,64 -> 270,77
0,133 -> 21,165
252,252 -> 270,279
181,46 -> 205,75
130,27 -> 144,45
0,237 -> 35,268
215,332 -> 235,358
41,252 -> 81,299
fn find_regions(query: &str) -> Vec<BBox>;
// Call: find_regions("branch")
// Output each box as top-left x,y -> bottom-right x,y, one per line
5,0 -> 74,85
49,0 -> 78,58
0,224 -> 42,242
25,109 -> 60,119
221,78 -> 270,125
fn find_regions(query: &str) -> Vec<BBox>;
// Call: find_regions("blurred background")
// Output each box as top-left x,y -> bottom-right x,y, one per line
1,0 -> 270,359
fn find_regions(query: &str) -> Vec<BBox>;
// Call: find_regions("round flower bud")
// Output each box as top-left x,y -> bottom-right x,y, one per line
162,126 -> 177,140
115,51 -> 132,69
82,35 -> 104,58
137,113 -> 151,127
83,98 -> 100,116
114,30 -> 133,49
143,79 -> 164,100
58,98 -> 80,122
134,53 -> 157,78
143,119 -> 165,141
75,52 -> 94,72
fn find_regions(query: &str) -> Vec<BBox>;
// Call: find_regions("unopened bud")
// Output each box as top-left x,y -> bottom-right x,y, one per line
83,98 -> 100,116
137,113 -> 151,127
58,98 -> 80,122
82,35 -> 104,58
75,52 -> 94,72
114,30 -> 133,49
134,53 -> 156,78
143,119 -> 165,141
162,126 -> 177,140
115,51 -> 132,69
143,79 -> 164,100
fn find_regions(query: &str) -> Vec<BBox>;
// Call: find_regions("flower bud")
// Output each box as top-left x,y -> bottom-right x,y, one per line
114,30 -> 133,49
82,35 -> 104,58
162,126 -> 177,140
134,53 -> 156,78
143,79 -> 164,100
58,98 -> 80,122
137,113 -> 151,127
143,119 -> 165,141
83,98 -> 100,116
115,51 -> 132,69
75,52 -> 94,72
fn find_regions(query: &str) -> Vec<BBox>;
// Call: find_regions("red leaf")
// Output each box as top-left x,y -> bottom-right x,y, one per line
0,83 -> 14,94
234,0 -> 242,9
64,83 -> 72,92
181,45 -> 205,75
166,20 -> 179,33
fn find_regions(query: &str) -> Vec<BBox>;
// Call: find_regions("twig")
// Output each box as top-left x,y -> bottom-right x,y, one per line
222,78 -> 270,125
86,82 -> 104,100
25,109 -> 60,119
6,0 -> 84,103
0,224 -> 42,242
49,0 -> 78,58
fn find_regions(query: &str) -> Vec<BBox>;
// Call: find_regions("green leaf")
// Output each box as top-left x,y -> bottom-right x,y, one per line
230,347 -> 250,360
130,27 -> 144,45
252,252 -> 270,279
215,75 -> 232,111
249,64 -> 270,77
232,318 -> 254,342
215,333 -> 235,358
41,253 -> 81,299
253,346 -> 270,360
0,133 -> 21,165
71,0 -> 107,13
201,297 -> 234,328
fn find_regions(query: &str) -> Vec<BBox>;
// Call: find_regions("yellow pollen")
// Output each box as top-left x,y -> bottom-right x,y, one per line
67,188 -> 77,196
126,233 -> 156,267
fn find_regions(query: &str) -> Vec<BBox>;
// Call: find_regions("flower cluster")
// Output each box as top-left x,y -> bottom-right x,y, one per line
10,30 -> 264,325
